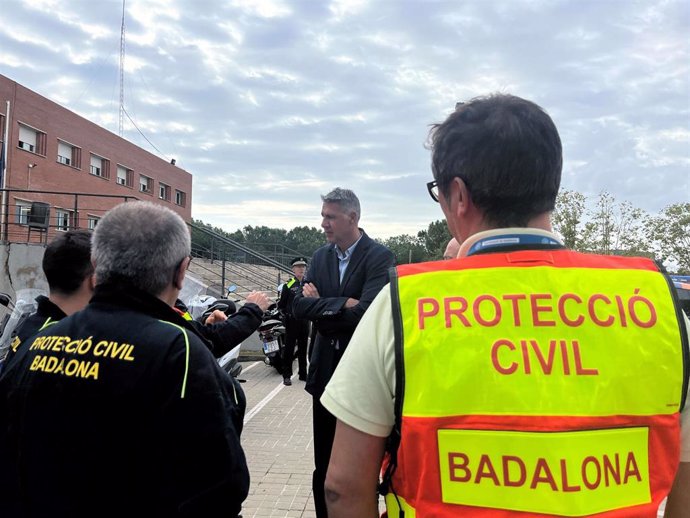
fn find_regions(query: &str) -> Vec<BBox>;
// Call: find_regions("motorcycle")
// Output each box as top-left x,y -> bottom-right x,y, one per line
197,294 -> 243,379
258,304 -> 287,374
0,288 -> 45,371
178,275 -> 245,380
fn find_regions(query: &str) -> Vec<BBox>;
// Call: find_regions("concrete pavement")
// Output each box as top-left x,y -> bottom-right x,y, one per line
239,360 -> 317,517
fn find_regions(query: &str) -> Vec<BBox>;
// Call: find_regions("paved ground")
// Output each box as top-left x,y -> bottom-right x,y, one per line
237,359 -> 668,518
239,360 -> 318,518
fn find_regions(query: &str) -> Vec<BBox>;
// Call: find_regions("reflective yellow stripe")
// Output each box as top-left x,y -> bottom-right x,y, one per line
39,317 -> 56,331
286,278 -> 296,288
400,266 -> 683,416
437,428 -> 650,516
159,321 -> 190,399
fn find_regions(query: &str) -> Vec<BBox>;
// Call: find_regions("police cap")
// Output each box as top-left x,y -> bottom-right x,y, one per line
291,256 -> 308,267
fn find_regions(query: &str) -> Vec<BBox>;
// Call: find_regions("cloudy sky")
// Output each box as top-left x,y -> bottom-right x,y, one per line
1,0 -> 688,239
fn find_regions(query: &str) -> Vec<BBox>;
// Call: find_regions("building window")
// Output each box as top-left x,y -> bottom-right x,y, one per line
18,123 -> 47,155
0,114 -> 5,144
159,183 -> 171,202
87,215 -> 99,230
90,154 -> 110,179
15,200 -> 31,225
57,140 -> 81,169
55,209 -> 71,232
139,174 -> 153,194
175,190 -> 186,207
116,165 -> 133,187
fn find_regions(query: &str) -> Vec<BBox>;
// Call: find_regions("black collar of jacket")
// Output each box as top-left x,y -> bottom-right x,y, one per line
90,281 -> 197,333
35,295 -> 67,320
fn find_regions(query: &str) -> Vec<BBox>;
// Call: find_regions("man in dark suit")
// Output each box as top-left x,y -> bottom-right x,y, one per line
293,187 -> 395,518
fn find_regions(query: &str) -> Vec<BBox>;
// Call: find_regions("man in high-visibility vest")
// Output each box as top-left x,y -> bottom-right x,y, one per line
321,94 -> 690,517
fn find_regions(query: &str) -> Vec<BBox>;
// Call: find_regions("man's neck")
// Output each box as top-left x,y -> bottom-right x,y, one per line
158,286 -> 179,308
525,213 -> 552,232
461,213 -> 552,241
49,291 -> 89,316
335,229 -> 362,253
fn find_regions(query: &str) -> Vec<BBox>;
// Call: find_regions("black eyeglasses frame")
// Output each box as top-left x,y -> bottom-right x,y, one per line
427,180 -> 441,203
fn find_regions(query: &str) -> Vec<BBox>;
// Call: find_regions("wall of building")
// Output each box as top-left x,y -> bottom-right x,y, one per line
0,242 -> 48,300
0,74 -> 192,240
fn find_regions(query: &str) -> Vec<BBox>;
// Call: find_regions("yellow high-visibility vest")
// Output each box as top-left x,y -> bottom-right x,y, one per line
383,249 -> 688,517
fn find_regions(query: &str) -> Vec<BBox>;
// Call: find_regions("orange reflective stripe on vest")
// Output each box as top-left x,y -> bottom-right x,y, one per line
386,249 -> 687,517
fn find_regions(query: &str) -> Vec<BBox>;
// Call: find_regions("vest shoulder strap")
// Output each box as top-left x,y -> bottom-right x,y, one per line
380,265 -> 405,500
656,259 -> 690,410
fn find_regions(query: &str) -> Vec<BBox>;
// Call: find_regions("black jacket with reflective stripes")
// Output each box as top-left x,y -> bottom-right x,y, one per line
0,282 -> 249,518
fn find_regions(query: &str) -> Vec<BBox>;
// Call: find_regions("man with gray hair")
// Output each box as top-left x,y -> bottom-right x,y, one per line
0,201 -> 249,517
293,187 -> 395,517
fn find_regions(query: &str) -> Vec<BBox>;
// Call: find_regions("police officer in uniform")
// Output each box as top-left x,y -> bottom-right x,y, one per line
278,256 -> 310,385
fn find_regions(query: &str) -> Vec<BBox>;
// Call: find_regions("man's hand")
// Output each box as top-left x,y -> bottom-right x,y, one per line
245,291 -> 271,312
344,298 -> 359,308
302,282 -> 320,298
204,310 -> 227,325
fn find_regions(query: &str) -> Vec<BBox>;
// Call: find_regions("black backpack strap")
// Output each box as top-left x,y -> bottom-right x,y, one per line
655,260 -> 689,411
378,266 -> 405,516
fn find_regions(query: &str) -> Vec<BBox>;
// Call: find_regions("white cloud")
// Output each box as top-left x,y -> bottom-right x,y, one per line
0,0 -> 687,239
230,0 -> 292,18
329,0 -> 369,20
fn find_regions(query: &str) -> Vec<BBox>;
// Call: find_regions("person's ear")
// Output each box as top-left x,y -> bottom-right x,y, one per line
444,177 -> 467,217
173,256 -> 191,290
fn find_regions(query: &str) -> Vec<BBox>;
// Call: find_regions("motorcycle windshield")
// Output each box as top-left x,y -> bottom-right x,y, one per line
0,288 -> 46,363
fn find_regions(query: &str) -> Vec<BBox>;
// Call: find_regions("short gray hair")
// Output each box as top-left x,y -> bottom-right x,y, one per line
321,187 -> 360,220
92,201 -> 191,296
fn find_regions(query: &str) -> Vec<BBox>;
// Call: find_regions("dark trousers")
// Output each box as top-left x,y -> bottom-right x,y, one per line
282,321 -> 309,379
312,396 -> 336,518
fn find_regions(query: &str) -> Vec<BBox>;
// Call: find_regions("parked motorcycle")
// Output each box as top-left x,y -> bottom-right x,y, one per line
198,296 -> 243,379
258,304 -> 286,373
177,275 -> 245,380
0,288 -> 45,371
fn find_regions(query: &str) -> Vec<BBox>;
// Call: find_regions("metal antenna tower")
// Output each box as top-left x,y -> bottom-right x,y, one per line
118,0 -> 126,136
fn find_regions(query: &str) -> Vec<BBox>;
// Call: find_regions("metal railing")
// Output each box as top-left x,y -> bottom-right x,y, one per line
188,221 -> 294,300
0,188 -> 300,302
0,188 -> 137,243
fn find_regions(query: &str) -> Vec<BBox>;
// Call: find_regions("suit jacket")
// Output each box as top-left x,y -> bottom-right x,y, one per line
293,230 -> 395,397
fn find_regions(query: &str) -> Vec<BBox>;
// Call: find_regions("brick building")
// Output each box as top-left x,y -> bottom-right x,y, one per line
0,74 -> 192,243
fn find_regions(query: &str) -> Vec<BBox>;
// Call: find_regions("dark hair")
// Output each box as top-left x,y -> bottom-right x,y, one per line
428,93 -> 562,227
42,229 -> 94,295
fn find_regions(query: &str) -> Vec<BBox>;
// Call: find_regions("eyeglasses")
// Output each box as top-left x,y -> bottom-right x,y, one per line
427,177 -> 470,203
427,180 -> 441,203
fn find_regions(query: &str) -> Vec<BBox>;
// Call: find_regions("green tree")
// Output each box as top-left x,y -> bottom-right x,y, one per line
242,225 -> 288,246
381,234 -> 427,264
586,191 -> 651,256
418,220 -> 452,260
647,202 -> 690,273
552,190 -> 589,251
286,226 -> 326,257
